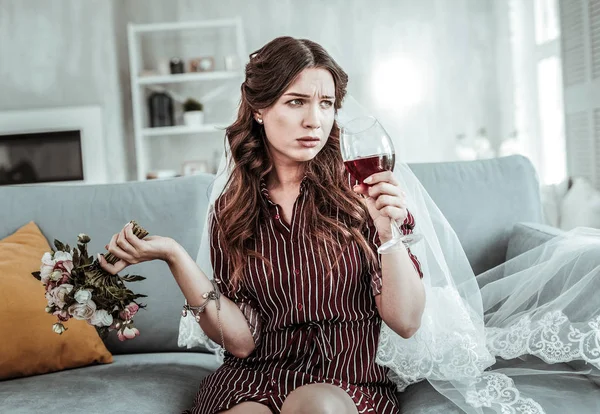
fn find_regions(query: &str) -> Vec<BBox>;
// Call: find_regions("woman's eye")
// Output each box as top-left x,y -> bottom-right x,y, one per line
288,99 -> 303,106
320,100 -> 334,109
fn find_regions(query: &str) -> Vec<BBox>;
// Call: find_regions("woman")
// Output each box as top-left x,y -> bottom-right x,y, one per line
99,37 -> 426,413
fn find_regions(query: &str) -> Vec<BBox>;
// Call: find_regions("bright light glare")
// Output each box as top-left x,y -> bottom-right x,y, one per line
537,56 -> 566,185
372,58 -> 426,110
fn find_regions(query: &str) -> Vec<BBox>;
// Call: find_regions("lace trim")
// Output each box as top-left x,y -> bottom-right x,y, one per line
376,286 -> 495,391
178,314 -> 225,362
486,311 -> 600,367
465,372 -> 545,414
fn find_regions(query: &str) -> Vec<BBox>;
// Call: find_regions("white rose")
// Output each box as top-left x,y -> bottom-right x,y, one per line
74,289 -> 92,304
52,323 -> 67,334
40,252 -> 56,284
90,309 -> 113,327
53,251 -> 73,262
47,284 -> 74,308
42,252 -> 55,266
68,300 -> 97,320
40,266 -> 54,284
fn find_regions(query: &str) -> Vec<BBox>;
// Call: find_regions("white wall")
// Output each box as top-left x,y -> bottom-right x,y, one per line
1,0 -> 503,181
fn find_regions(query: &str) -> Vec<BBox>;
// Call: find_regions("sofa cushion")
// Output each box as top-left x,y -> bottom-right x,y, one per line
505,222 -> 563,262
0,221 -> 113,380
0,174 -> 213,355
409,155 -> 543,275
0,353 -> 220,414
476,222 -> 563,289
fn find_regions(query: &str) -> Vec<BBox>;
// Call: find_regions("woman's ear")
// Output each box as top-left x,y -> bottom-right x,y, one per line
254,111 -> 264,124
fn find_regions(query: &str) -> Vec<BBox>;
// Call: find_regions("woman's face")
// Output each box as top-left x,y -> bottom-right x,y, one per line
257,67 -> 336,167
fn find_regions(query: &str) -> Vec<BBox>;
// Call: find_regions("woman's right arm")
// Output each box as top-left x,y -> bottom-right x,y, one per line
166,242 -> 256,358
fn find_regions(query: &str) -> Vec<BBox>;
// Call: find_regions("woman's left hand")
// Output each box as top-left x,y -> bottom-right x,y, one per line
353,171 -> 408,241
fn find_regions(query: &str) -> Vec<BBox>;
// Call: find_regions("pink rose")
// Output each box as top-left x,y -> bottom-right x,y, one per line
109,320 -> 122,331
119,302 -> 140,320
54,260 -> 74,282
53,309 -> 70,322
117,326 -> 140,341
58,274 -> 71,284
46,284 -> 74,308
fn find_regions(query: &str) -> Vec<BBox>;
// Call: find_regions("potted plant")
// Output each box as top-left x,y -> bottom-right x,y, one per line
183,98 -> 204,126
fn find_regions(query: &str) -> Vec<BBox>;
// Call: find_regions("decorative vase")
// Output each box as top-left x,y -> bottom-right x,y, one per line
147,91 -> 174,127
183,111 -> 204,126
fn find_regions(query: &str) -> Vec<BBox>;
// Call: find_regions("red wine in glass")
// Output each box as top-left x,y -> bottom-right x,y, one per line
343,153 -> 396,184
340,116 -> 421,253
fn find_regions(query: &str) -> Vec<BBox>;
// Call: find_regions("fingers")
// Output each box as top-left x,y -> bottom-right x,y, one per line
353,182 -> 403,199
124,223 -> 144,249
107,233 -> 136,263
367,182 -> 402,199
363,171 -> 398,186
97,253 -> 128,275
117,226 -> 137,256
379,205 -> 407,221
353,183 -> 369,196
374,194 -> 404,211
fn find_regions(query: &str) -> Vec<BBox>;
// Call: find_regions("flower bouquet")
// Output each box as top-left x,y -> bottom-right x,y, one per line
32,221 -> 149,341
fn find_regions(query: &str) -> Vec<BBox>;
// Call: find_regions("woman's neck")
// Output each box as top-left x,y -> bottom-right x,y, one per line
267,162 -> 305,192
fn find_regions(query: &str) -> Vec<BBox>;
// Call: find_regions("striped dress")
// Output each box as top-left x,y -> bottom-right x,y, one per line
185,176 -> 423,414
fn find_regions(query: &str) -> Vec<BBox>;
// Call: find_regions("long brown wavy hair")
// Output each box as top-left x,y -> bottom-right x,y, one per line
217,36 -> 377,289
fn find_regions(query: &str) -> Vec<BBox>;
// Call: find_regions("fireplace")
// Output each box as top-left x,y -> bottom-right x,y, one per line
0,106 -> 108,185
0,130 -> 84,185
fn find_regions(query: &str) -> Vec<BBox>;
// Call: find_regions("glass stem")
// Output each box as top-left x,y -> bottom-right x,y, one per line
391,219 -> 402,241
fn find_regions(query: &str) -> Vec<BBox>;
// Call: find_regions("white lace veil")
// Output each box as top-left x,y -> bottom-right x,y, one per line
179,97 -> 600,413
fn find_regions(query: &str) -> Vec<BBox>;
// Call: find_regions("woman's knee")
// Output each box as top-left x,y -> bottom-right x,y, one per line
281,383 -> 358,414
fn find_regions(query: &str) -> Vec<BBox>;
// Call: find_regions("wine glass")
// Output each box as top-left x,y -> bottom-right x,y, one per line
340,116 -> 422,254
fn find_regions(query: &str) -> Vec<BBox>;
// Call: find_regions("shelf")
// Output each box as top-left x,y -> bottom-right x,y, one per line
137,71 -> 242,85
142,124 -> 226,137
128,17 -> 247,181
131,18 -> 239,34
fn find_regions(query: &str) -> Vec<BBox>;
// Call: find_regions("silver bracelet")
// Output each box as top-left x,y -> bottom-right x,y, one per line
181,279 -> 226,351
181,279 -> 221,323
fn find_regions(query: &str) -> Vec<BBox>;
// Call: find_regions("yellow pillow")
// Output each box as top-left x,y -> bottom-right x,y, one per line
0,221 -> 113,380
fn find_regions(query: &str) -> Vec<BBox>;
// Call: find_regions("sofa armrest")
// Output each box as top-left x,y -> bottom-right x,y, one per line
505,222 -> 564,262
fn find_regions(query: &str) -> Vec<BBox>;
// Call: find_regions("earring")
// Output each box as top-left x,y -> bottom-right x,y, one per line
256,118 -> 263,124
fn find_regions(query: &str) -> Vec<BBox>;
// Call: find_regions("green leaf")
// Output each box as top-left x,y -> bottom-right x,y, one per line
132,293 -> 148,299
72,249 -> 80,267
119,275 -> 146,282
54,240 -> 66,251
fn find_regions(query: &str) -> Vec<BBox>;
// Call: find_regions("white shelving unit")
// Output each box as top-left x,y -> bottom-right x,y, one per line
127,18 -> 246,181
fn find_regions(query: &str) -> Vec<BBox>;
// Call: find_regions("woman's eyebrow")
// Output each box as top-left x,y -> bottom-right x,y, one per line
283,92 -> 335,100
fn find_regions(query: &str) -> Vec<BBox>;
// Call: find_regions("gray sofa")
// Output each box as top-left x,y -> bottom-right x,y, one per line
0,155 -> 595,413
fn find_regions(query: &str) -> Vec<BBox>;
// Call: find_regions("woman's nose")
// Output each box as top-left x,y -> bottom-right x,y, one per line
303,105 -> 321,130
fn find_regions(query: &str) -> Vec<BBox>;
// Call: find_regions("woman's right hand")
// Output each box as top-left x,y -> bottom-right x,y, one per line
97,222 -> 177,275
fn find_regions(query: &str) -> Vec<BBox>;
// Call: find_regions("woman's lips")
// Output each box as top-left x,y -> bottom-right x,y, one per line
297,137 -> 320,148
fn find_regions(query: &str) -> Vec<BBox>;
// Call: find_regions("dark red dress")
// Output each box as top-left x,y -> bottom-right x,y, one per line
185,176 -> 423,414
